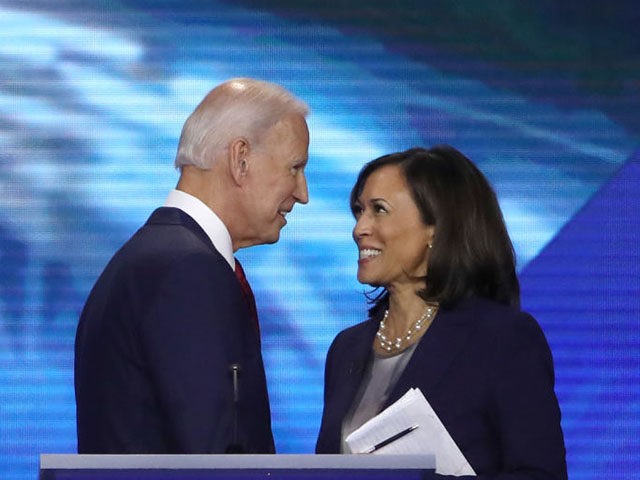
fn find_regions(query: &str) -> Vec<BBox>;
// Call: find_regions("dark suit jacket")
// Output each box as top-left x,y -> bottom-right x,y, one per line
316,296 -> 567,480
75,207 -> 274,453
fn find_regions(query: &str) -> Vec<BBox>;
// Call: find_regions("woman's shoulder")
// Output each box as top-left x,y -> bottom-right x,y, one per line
328,317 -> 377,352
456,297 -> 552,361
336,317 -> 376,339
451,296 -> 545,340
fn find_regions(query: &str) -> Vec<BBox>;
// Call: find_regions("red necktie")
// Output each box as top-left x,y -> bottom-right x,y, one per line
234,258 -> 260,336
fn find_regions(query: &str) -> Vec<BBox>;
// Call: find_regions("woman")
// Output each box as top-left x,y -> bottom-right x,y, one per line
316,146 -> 567,479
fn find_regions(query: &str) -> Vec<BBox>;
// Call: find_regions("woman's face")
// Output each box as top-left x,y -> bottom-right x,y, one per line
352,164 -> 434,290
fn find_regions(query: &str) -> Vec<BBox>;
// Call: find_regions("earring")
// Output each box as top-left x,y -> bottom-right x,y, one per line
428,243 -> 433,249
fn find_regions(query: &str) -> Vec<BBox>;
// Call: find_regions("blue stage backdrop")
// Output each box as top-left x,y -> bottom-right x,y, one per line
0,1 -> 638,479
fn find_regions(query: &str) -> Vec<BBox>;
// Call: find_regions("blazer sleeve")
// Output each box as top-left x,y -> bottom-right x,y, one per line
316,331 -> 345,453
487,312 -> 567,479
447,312 -> 567,480
137,251 -> 245,453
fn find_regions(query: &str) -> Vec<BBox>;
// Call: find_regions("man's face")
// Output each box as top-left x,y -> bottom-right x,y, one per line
243,113 -> 309,246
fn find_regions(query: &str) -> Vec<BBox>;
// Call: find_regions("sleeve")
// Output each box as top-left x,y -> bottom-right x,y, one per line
491,313 -> 567,479
480,313 -> 568,480
436,313 -> 567,480
137,252 -> 246,453
322,334 -> 341,404
316,326 -> 365,454
315,333 -> 342,453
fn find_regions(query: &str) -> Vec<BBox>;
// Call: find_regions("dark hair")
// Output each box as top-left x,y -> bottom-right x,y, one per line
350,145 -> 520,313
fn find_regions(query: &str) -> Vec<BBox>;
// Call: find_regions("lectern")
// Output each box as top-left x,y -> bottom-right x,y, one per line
40,454 -> 435,479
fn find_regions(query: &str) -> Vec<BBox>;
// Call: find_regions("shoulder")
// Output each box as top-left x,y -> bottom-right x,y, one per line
451,296 -> 553,369
114,208 -> 227,273
100,216 -> 234,306
448,296 -> 549,348
326,317 -> 376,357
133,208 -> 213,253
333,317 -> 376,343
453,295 -> 539,326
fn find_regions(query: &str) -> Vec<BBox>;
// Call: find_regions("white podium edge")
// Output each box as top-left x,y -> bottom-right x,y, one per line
40,453 -> 434,470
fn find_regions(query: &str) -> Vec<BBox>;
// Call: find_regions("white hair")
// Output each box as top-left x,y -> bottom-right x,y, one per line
174,78 -> 309,170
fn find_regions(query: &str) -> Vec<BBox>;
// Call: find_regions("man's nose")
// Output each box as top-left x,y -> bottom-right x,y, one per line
295,172 -> 309,204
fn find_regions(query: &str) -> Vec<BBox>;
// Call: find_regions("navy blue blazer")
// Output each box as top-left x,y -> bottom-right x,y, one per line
75,207 -> 274,454
316,296 -> 567,480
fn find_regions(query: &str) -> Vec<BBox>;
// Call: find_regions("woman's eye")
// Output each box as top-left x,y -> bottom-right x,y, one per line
374,204 -> 387,214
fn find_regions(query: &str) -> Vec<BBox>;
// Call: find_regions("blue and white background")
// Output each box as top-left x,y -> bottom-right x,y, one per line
0,1 -> 638,479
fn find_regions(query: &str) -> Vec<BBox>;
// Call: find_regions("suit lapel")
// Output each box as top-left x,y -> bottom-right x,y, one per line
384,302 -> 478,408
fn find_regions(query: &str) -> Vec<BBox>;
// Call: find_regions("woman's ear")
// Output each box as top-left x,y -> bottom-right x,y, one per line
427,225 -> 436,248
229,137 -> 250,184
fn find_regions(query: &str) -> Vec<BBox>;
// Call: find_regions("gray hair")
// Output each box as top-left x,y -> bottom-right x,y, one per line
174,78 -> 309,170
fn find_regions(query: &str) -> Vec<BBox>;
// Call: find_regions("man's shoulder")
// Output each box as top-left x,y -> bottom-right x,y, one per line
141,207 -> 203,237
126,208 -> 215,254
103,208 -> 228,282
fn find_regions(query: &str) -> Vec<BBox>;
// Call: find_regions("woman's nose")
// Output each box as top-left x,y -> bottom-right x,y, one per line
353,214 -> 371,241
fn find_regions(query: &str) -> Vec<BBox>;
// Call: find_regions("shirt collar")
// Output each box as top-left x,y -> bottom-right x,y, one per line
164,189 -> 235,270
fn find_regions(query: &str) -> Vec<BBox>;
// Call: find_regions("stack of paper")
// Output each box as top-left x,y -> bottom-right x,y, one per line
345,388 -> 476,476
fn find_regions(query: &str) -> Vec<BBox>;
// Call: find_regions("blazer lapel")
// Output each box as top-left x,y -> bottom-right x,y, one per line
384,302 -> 478,408
332,320 -> 378,427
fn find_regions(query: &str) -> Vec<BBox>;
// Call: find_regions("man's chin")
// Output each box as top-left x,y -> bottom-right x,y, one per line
263,228 -> 282,245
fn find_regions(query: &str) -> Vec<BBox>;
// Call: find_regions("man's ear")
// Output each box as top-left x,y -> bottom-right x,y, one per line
229,137 -> 250,184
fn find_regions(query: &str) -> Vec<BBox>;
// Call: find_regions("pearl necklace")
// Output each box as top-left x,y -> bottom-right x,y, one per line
376,304 -> 438,353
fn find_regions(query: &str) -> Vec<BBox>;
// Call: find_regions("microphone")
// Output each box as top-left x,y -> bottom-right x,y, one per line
226,363 -> 244,453
230,363 -> 241,403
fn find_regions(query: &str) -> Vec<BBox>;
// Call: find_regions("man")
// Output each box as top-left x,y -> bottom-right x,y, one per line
74,78 -> 310,453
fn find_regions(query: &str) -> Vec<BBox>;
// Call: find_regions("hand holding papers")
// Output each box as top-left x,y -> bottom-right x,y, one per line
345,388 -> 476,476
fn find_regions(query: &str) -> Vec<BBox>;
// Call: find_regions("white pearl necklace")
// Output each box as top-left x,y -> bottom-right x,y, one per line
376,305 -> 437,353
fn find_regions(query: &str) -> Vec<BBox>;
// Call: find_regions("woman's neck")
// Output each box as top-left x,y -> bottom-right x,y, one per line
373,287 -> 438,357
386,288 -> 429,335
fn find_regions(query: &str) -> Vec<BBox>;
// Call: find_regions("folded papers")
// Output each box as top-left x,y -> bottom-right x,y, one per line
345,388 -> 475,476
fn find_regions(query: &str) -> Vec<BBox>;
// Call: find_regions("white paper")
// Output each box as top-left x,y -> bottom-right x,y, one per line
345,388 -> 476,476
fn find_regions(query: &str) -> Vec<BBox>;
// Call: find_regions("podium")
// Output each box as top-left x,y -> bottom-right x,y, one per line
39,454 -> 435,479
